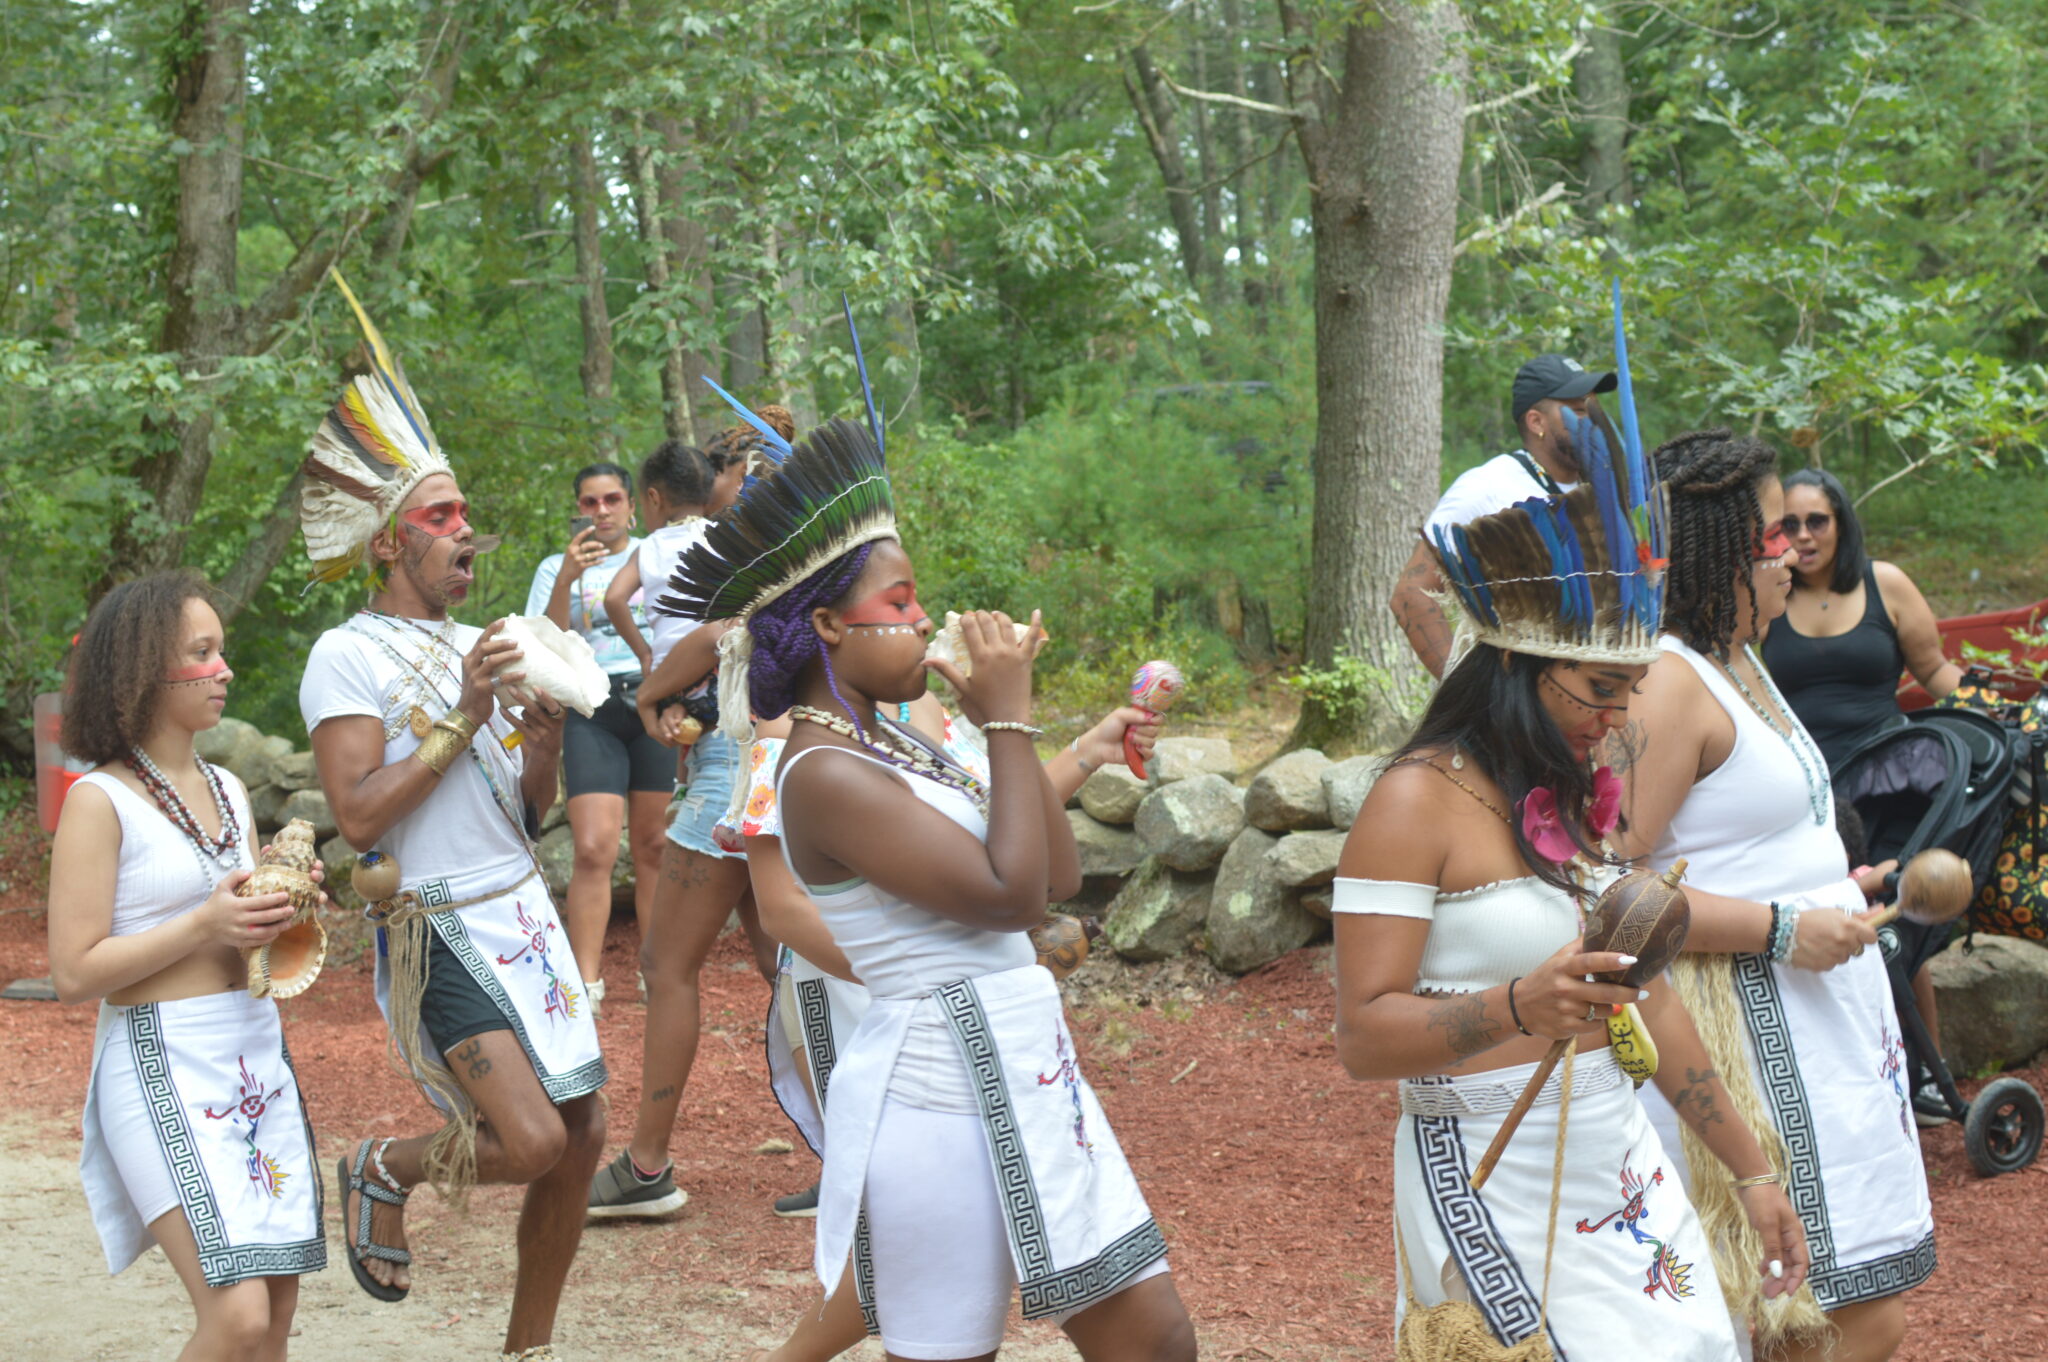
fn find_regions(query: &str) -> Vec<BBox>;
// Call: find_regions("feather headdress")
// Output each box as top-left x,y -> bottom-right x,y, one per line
297,270 -> 454,582
659,303 -> 897,743
1431,284 -> 1668,665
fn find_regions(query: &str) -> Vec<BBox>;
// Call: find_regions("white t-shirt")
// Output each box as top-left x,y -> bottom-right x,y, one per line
298,616 -> 531,888
1421,451 -> 1578,538
523,537 -> 644,676
637,519 -> 711,673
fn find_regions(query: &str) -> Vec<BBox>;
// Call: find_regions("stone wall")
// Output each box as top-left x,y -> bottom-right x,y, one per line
196,715 -> 1380,976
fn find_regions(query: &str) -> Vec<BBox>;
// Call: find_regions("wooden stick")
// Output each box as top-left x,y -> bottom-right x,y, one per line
1469,1037 -> 1570,1191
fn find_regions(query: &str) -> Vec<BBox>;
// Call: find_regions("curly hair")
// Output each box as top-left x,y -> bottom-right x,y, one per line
1653,428 -> 1780,657
63,570 -> 218,765
705,405 -> 798,474
638,440 -> 713,506
744,541 -> 881,721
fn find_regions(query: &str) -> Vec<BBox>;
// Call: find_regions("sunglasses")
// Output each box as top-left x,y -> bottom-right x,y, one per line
1779,512 -> 1833,538
577,491 -> 628,512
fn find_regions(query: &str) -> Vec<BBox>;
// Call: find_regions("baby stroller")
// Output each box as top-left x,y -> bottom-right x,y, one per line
1830,709 -> 2046,1177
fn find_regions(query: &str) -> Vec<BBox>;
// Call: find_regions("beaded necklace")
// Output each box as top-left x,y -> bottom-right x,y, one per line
346,611 -> 527,836
126,748 -> 243,878
1711,643 -> 1829,826
789,704 -> 990,817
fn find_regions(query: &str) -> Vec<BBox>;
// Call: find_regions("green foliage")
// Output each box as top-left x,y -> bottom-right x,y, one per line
1284,653 -> 1427,743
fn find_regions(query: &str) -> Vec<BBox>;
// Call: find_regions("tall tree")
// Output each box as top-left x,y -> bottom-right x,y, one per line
568,128 -> 620,458
1281,0 -> 1469,747
1125,44 -> 1207,288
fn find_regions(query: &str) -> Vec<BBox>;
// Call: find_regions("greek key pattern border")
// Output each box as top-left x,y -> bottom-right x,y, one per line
1733,953 -> 1836,1274
1414,1114 -> 1567,1359
794,977 -> 838,1101
1810,1230 -> 1936,1311
129,1005 -> 326,1286
936,980 -> 1167,1321
854,1210 -> 880,1336
436,915 -> 607,1104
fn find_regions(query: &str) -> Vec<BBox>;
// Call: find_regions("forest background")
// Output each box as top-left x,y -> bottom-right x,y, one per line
4,0 -> 2047,772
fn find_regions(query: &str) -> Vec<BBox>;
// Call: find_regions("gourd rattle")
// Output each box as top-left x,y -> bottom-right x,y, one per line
1469,859 -> 1691,1191
1030,914 -> 1101,982
1867,848 -> 1972,930
1123,661 -> 1185,781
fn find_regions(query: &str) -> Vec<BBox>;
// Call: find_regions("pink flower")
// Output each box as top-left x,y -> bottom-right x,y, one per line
1519,786 -> 1577,864
1589,766 -> 1623,841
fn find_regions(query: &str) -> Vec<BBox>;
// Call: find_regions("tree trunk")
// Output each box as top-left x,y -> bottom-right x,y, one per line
1575,22 -> 1631,217
568,129 -> 619,457
761,222 -> 818,427
97,0 -> 248,599
1125,45 -> 1207,289
882,296 -> 923,430
654,115 -> 716,440
1286,0 -> 1469,751
728,293 -> 767,390
1189,15 -> 1226,297
1220,0 -> 1266,316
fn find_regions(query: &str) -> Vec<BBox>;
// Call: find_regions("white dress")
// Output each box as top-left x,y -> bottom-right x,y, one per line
1646,637 -> 1935,1309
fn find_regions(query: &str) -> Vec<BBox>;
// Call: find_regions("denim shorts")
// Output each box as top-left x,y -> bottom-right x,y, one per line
665,729 -> 740,859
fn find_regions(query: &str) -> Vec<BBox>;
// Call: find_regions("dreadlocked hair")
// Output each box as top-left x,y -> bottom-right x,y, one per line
1653,428 -> 1779,658
1391,643 -> 1620,897
744,542 -> 879,721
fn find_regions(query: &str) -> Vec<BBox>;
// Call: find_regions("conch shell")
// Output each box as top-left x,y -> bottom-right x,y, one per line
491,615 -> 612,717
925,611 -> 1044,679
238,818 -> 328,1000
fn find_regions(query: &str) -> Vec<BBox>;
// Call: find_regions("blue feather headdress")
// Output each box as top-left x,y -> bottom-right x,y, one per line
656,302 -> 898,742
1431,284 -> 1668,665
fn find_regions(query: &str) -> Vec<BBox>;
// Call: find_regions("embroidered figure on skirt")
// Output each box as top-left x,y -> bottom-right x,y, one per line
204,1055 -> 291,1199
1575,1147 -> 1695,1301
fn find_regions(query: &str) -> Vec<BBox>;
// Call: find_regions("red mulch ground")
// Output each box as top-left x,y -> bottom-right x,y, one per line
3,818 -> 2043,1359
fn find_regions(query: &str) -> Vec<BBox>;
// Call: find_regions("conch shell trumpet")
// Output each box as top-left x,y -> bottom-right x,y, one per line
238,819 -> 327,1000
491,615 -> 612,716
924,612 -> 1044,679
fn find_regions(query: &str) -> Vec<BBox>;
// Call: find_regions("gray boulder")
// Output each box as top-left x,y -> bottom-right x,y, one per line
195,717 -> 264,773
1268,829 -> 1346,889
1929,935 -> 2048,1074
1133,774 -> 1245,872
1322,754 -> 1390,832
277,788 -> 337,839
247,783 -> 289,831
1078,765 -> 1150,826
1245,749 -> 1334,831
270,750 -> 323,791
1151,736 -> 1239,785
1067,809 -> 1144,878
538,824 -> 637,902
233,734 -> 295,791
318,834 -> 363,915
1103,857 -> 1213,962
1205,827 -> 1317,973
1296,886 -> 1334,920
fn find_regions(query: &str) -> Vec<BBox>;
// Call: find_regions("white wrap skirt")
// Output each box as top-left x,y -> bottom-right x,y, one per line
817,964 -> 1167,1330
82,989 -> 327,1288
766,947 -> 872,1156
1394,1048 -> 1739,1361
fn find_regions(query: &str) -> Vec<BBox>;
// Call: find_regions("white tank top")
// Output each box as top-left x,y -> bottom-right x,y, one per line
1650,636 -> 1847,899
73,768 -> 256,937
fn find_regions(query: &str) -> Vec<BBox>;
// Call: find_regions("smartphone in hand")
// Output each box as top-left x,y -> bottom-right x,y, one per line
569,515 -> 594,537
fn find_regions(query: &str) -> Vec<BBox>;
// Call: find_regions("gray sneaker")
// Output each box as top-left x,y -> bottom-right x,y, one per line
773,1182 -> 820,1218
587,1149 -> 687,1220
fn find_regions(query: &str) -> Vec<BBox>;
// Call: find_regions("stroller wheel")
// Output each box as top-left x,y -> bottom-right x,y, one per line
1962,1076 -> 2045,1176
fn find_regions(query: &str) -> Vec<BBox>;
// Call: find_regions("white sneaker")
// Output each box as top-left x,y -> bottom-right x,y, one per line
585,978 -> 605,1020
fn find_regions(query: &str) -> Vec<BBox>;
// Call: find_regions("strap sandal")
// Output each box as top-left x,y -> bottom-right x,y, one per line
338,1137 -> 412,1303
502,1347 -> 561,1361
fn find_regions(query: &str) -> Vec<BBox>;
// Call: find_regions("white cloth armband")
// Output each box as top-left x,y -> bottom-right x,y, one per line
1330,877 -> 1437,920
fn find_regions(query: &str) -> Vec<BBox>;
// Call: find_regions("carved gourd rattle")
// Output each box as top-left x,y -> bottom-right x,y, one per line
1866,848 -> 1972,930
237,819 -> 328,1000
1030,914 -> 1100,982
1123,661 -> 1185,781
1469,859 -> 1691,1191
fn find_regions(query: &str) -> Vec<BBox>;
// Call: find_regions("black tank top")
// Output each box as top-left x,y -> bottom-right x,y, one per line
1759,561 -> 1907,771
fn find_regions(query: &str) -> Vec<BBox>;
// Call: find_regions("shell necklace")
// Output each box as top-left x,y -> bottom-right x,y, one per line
789,704 -> 990,817
126,748 -> 244,878
1712,643 -> 1829,826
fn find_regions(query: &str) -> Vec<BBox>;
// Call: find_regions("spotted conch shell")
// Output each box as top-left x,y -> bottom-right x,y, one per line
238,818 -> 327,1000
491,614 -> 612,717
925,612 -> 1043,679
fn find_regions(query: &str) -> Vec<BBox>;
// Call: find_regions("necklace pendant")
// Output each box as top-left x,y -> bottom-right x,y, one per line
1450,750 -> 1466,770
408,705 -> 432,739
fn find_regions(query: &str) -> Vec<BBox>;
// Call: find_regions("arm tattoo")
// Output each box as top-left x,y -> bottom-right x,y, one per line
453,1038 -> 492,1082
1671,1065 -> 1727,1129
1425,995 -> 1503,1059
1604,720 -> 1648,776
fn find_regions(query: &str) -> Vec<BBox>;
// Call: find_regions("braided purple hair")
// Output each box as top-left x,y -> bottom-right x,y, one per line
745,541 -> 879,722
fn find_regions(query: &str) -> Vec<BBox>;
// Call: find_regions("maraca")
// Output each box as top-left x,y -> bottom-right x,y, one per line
1867,848 -> 1973,929
1470,860 -> 1691,1190
1124,661 -> 1185,781
1031,914 -> 1100,982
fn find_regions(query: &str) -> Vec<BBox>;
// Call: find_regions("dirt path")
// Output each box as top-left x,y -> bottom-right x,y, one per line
2,899 -> 2042,1360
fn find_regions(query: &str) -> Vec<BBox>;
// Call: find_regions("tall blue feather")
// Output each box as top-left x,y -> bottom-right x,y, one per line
1611,280 -> 1646,508
843,293 -> 884,459
700,375 -> 793,462
1431,525 -> 1490,626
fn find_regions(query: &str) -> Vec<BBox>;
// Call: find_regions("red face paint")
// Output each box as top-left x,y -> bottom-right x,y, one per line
1755,523 -> 1792,562
167,657 -> 230,684
401,499 -> 471,538
842,582 -> 928,632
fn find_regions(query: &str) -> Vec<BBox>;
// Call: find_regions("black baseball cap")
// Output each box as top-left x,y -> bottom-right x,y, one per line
1512,354 -> 1617,423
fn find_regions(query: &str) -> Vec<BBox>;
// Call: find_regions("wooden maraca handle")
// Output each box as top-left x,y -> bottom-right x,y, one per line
1123,711 -> 1158,781
1469,1037 -> 1571,1191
